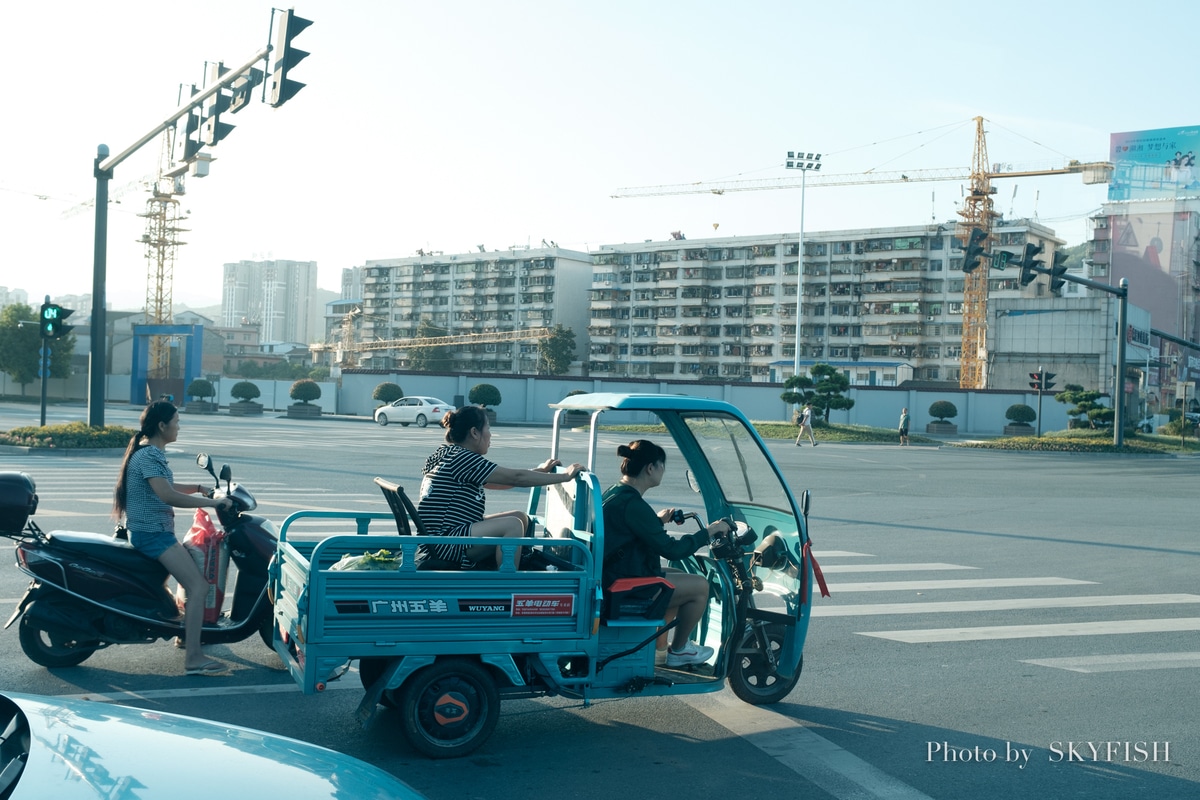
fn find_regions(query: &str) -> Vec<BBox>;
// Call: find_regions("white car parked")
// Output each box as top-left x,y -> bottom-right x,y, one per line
374,396 -> 455,427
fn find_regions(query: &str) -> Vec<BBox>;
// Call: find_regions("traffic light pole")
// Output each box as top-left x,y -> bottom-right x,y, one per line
1022,264 -> 1130,446
86,47 -> 269,427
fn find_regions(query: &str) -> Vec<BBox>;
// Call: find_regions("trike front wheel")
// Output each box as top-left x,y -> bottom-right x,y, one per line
399,658 -> 499,759
727,622 -> 801,705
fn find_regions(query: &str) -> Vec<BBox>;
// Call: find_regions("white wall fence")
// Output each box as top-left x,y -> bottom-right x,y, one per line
337,371 -> 1078,436
5,369 -> 1077,434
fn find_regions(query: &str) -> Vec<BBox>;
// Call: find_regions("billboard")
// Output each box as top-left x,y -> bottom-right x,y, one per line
1108,125 -> 1200,201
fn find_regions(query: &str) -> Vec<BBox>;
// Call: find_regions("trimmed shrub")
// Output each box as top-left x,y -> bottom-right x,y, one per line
231,381 -> 261,402
1006,403 -> 1036,424
373,382 -> 404,405
186,379 -> 215,400
929,400 -> 958,422
469,383 -> 502,409
290,379 -> 321,404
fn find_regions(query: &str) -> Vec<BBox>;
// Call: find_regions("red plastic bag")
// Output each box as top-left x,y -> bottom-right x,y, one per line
175,509 -> 229,623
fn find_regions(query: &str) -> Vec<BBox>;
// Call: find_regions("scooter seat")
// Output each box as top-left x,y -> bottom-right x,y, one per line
46,530 -> 168,579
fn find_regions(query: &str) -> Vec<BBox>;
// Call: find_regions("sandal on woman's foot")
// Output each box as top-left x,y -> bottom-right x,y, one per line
185,661 -> 228,676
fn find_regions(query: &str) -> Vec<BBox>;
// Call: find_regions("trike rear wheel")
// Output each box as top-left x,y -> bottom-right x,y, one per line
399,658 -> 499,759
727,622 -> 801,705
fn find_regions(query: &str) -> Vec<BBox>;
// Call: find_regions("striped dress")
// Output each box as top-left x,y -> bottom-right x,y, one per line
417,444 -> 498,568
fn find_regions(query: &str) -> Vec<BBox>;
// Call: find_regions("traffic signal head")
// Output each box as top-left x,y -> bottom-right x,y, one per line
173,85 -> 202,164
1049,251 -> 1069,293
269,9 -> 313,108
1018,242 -> 1045,286
228,67 -> 264,114
201,63 -> 236,147
40,303 -> 74,339
962,227 -> 987,274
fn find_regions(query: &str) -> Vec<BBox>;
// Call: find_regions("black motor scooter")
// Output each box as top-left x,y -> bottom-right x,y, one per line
0,454 -> 277,668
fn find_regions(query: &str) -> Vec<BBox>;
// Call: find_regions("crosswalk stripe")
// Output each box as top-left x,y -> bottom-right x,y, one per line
814,551 -> 874,558
860,617 -> 1200,643
1020,652 -> 1200,673
820,562 -> 978,573
828,577 -> 1095,592
814,593 -> 1200,616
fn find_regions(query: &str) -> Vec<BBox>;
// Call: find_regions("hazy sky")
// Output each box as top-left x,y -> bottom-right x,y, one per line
2,0 -> 1195,310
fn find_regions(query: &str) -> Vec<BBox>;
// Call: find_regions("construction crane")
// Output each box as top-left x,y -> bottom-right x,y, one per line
138,128 -> 189,380
611,116 -> 1112,389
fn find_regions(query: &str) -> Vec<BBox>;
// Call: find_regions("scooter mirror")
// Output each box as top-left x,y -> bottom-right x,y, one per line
800,489 -> 811,519
685,470 -> 701,494
197,454 -> 219,484
219,465 -> 232,485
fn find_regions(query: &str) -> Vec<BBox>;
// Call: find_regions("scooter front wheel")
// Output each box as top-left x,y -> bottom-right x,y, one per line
18,615 -> 99,668
399,658 -> 499,759
727,622 -> 801,705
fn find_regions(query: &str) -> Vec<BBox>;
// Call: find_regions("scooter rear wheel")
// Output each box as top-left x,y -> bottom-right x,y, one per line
18,615 -> 99,668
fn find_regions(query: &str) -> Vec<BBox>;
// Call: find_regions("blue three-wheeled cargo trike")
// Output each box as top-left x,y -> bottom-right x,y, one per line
269,393 -> 825,757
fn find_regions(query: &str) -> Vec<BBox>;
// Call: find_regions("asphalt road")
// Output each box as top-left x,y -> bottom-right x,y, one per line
1,403 -> 1198,799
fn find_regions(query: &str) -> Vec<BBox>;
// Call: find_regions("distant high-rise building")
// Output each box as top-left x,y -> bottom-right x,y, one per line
221,259 -> 319,344
341,266 -> 364,300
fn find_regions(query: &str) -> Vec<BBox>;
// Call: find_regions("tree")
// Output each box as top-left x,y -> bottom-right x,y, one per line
780,373 -> 815,416
230,381 -> 261,402
373,381 -> 404,405
806,363 -> 854,422
408,319 -> 455,372
235,361 -> 263,379
537,324 -> 576,375
469,383 -> 501,409
0,302 -> 75,394
186,379 -> 215,400
290,378 -> 321,404
1054,384 -> 1110,428
1006,403 -> 1036,425
929,400 -> 958,422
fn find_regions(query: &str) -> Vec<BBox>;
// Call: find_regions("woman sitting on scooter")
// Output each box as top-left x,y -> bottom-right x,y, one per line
601,440 -> 732,668
112,400 -> 233,676
417,405 -> 584,570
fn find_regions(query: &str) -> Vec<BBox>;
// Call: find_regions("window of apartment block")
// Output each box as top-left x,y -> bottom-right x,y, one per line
928,259 -> 943,271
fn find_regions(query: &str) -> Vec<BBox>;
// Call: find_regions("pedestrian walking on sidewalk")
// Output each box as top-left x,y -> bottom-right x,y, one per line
898,407 -> 910,446
795,404 -> 817,446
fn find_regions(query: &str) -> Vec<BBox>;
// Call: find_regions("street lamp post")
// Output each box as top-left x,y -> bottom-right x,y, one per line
786,151 -> 821,379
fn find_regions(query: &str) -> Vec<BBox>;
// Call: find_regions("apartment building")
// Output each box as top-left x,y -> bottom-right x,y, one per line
355,247 -> 593,372
588,220 -> 1065,385
221,259 -> 320,345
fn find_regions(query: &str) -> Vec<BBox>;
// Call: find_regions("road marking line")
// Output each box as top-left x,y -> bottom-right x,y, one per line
814,593 -> 1200,617
820,563 -> 978,573
54,675 -> 362,703
861,617 -> 1200,643
1021,652 -> 1200,673
685,693 -> 933,800
813,551 -> 875,558
830,577 -> 1095,592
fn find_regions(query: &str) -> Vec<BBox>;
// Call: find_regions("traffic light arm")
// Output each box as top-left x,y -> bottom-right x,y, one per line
1022,263 -> 1128,298
98,46 -> 270,174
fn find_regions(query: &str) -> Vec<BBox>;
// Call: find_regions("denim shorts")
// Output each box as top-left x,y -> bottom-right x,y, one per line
129,529 -> 178,559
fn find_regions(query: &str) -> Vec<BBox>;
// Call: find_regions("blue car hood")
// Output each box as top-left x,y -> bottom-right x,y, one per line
4,692 -> 423,800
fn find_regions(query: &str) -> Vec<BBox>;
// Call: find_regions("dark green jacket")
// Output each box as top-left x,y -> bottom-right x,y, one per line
601,483 -> 707,587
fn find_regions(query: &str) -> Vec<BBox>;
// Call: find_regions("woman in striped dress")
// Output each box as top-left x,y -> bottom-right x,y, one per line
417,405 -> 583,570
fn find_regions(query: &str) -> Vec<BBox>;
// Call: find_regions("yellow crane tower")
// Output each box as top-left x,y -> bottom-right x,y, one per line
137,128 -> 189,380
612,117 -> 1112,389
